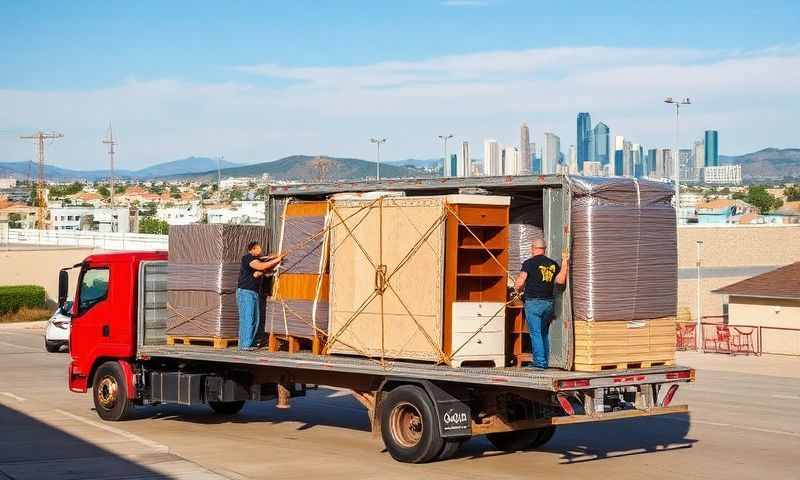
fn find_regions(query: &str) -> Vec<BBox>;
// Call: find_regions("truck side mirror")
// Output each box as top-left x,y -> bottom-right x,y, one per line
58,269 -> 69,309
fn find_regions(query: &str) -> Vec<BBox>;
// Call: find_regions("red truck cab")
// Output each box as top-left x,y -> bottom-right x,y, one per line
67,251 -> 167,394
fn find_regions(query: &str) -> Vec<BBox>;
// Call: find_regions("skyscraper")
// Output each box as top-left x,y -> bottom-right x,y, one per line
592,122 -> 610,167
632,143 -> 643,178
483,139 -> 501,176
520,123 -> 531,175
576,113 -> 591,173
614,135 -> 625,176
502,146 -> 521,175
679,149 -> 692,181
622,140 -> 633,177
692,139 -> 705,181
567,145 -> 577,174
647,148 -> 657,177
450,154 -> 458,178
459,141 -> 471,177
704,130 -> 719,167
543,133 -> 560,175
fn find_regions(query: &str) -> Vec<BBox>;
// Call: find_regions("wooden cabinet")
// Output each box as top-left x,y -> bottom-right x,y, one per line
443,195 -> 510,367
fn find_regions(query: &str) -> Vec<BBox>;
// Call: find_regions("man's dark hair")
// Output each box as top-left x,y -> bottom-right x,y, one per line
247,241 -> 261,251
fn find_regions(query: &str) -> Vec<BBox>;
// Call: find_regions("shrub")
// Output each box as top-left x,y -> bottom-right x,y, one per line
0,285 -> 47,315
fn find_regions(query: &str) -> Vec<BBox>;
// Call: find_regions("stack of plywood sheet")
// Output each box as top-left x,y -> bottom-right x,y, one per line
266,200 -> 329,353
573,317 -> 677,371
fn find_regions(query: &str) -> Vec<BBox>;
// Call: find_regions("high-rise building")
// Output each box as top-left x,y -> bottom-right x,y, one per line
502,145 -> 521,175
583,161 -> 602,176
592,122 -> 610,166
655,148 -> 673,179
543,133 -> 560,175
459,141 -> 471,177
632,143 -> 643,178
647,148 -> 657,177
576,113 -> 592,173
679,149 -> 692,181
450,154 -> 458,177
622,140 -> 633,177
613,135 -> 625,176
704,130 -> 719,167
567,145 -> 577,174
702,165 -> 741,185
483,139 -> 501,176
692,139 -> 705,181
520,123 -> 531,175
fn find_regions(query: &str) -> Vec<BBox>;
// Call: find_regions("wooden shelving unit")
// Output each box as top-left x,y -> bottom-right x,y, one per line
506,304 -> 532,367
443,198 -> 510,362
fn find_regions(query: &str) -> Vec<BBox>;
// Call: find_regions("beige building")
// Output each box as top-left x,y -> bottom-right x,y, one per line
713,263 -> 800,355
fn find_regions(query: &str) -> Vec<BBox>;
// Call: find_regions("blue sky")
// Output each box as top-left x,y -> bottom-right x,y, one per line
2,1 -> 799,168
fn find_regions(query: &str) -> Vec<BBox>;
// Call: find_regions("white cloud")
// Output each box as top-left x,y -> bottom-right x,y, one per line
2,46 -> 799,169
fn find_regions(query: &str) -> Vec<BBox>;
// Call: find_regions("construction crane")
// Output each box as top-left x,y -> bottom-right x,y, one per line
103,124 -> 117,207
19,131 -> 63,229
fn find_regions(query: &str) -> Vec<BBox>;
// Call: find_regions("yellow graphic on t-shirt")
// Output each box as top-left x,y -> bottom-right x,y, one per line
538,264 -> 556,283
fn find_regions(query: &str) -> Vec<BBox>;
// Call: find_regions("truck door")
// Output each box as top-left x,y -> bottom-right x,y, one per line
70,264 -> 113,365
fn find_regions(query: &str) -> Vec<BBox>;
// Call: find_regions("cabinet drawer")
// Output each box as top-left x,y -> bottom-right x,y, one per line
452,302 -> 506,333
452,302 -> 506,317
452,331 -> 504,357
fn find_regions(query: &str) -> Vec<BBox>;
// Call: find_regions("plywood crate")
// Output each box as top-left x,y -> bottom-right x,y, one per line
573,317 -> 677,372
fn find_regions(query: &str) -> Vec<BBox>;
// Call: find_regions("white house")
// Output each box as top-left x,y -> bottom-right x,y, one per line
50,206 -> 130,233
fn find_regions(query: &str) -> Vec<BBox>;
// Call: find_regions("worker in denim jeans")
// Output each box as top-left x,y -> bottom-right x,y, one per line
237,241 -> 283,351
513,238 -> 569,369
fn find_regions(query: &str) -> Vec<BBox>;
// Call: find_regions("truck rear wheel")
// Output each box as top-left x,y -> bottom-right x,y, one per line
209,401 -> 245,415
92,361 -> 134,421
486,426 -> 556,451
380,385 -> 444,463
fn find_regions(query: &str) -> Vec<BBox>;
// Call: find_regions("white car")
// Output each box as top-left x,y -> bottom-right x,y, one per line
44,301 -> 72,353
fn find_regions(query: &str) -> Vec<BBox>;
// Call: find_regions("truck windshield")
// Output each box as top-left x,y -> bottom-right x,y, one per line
78,268 -> 109,314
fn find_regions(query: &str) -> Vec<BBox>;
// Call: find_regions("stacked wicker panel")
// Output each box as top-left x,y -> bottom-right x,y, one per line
166,224 -> 268,345
266,201 -> 329,352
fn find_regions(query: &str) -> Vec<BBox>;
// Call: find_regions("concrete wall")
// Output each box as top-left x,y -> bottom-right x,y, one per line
0,247 -> 95,307
727,296 -> 800,355
677,225 -> 800,320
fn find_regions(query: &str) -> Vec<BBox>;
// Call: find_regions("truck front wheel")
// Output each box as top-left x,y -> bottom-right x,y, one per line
486,426 -> 557,451
92,361 -> 134,421
380,385 -> 444,463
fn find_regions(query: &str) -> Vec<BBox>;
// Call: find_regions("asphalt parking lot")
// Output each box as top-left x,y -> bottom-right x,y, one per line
1,323 -> 798,480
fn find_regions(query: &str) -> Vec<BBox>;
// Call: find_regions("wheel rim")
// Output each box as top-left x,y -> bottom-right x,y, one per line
97,375 -> 118,410
389,401 -> 423,448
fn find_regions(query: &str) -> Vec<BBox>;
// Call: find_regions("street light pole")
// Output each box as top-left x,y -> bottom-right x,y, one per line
664,97 -> 690,223
437,134 -> 453,177
696,240 -> 704,350
370,137 -> 386,181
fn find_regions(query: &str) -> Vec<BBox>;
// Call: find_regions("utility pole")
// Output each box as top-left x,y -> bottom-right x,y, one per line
696,240 -> 704,350
217,155 -> 223,202
438,134 -> 453,176
19,131 -> 63,229
370,138 -> 386,181
664,97 -> 690,223
103,124 -> 117,207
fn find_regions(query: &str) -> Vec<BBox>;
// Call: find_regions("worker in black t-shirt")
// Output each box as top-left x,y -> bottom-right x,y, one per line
513,238 -> 569,368
237,241 -> 283,351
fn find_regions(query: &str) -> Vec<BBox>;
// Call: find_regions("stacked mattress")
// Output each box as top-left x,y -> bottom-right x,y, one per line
167,224 -> 268,339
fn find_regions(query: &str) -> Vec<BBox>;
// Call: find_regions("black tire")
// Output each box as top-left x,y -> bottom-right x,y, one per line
209,400 -> 245,415
380,385 -> 444,463
486,426 -> 556,451
92,361 -> 134,421
45,340 -> 62,353
436,438 -> 465,461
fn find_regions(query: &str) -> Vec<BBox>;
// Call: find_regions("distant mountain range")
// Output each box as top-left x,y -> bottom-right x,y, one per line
2,148 -> 799,183
0,156 -> 240,181
162,155 -> 429,182
720,148 -> 800,180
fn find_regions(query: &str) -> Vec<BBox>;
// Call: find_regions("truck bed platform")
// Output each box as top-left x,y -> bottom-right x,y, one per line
138,344 -> 692,392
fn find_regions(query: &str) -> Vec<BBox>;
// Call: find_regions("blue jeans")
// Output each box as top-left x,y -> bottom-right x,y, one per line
236,288 -> 260,350
524,298 -> 554,368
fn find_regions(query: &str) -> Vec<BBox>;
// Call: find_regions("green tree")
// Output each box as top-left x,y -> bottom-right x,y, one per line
230,189 -> 244,201
97,185 -> 110,197
785,186 -> 800,202
148,184 -> 165,195
744,186 -> 782,213
140,202 -> 157,217
8,213 -> 22,229
139,217 -> 169,234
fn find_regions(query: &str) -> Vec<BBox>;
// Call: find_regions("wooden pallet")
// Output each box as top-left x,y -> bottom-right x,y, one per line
166,335 -> 238,349
268,333 -> 325,354
573,317 -> 677,372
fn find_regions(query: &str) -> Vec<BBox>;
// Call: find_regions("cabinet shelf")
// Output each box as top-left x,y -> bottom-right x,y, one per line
456,273 -> 505,278
458,245 -> 504,250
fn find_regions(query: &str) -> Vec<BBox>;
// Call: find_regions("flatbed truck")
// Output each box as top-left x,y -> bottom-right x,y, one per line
63,175 -> 694,463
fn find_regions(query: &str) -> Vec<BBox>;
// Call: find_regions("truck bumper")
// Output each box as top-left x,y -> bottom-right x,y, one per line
68,362 -> 88,393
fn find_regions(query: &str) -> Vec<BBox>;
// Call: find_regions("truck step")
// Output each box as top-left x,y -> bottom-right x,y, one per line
166,335 -> 238,349
267,333 -> 325,354
573,359 -> 675,372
